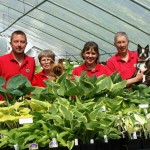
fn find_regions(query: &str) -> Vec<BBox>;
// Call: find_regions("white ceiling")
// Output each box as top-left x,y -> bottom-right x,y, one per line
0,0 -> 149,62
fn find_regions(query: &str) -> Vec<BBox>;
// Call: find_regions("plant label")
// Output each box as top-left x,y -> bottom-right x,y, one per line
75,139 -> 78,146
90,139 -> 94,144
19,117 -> 33,124
139,104 -> 149,108
49,138 -> 58,148
104,135 -> 108,143
29,143 -> 38,150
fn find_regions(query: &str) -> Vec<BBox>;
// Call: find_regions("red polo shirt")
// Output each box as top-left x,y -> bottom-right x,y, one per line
32,71 -> 48,87
72,63 -> 112,77
0,52 -> 35,83
106,50 -> 138,80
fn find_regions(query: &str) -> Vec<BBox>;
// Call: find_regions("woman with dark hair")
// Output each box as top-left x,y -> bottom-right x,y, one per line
72,41 -> 111,77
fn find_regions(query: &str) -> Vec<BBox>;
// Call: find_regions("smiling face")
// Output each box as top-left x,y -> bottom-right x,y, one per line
40,56 -> 54,70
114,35 -> 129,56
81,41 -> 99,67
38,50 -> 55,71
83,48 -> 98,66
10,34 -> 27,55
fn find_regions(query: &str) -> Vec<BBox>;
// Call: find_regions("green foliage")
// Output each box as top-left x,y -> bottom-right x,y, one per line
0,74 -> 35,104
1,73 -> 150,149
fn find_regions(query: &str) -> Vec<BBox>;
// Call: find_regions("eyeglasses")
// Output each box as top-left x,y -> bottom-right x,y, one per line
41,58 -> 54,63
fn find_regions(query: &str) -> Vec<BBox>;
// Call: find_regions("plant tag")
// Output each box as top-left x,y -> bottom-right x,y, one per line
74,139 -> 78,146
29,143 -> 38,150
101,106 -> 106,112
14,144 -> 19,150
19,118 -> 33,124
132,132 -> 137,139
90,139 -> 94,144
122,131 -> 127,138
139,104 -> 148,108
49,138 -> 58,148
104,135 -> 108,143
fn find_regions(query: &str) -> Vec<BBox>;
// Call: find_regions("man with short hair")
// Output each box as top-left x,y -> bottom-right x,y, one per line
106,32 -> 143,86
0,30 -> 35,83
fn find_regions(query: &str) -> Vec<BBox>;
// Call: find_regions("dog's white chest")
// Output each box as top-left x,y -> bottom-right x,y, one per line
137,62 -> 146,72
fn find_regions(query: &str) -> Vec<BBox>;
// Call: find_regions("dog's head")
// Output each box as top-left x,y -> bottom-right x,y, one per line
137,44 -> 149,61
51,59 -> 64,77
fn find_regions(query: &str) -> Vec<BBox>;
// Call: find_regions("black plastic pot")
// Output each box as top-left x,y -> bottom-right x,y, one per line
80,143 -> 97,150
142,139 -> 150,149
96,142 -> 111,150
109,139 -> 125,150
1,147 -> 14,150
124,139 -> 142,150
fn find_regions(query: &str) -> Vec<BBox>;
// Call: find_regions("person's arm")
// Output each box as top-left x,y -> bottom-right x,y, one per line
126,70 -> 143,86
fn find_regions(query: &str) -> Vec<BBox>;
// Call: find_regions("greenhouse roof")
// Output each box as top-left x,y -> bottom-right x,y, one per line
0,0 -> 149,63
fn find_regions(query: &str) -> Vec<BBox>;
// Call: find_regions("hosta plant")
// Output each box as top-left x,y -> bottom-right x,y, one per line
0,73 -> 150,149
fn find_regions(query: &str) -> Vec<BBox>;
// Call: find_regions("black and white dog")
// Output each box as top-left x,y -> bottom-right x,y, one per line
135,44 -> 150,86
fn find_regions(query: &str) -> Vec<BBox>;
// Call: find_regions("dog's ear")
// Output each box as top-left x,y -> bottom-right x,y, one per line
137,44 -> 142,52
145,45 -> 149,52
138,44 -> 142,48
58,59 -> 64,64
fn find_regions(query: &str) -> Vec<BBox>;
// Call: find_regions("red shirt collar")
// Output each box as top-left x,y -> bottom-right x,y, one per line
38,70 -> 47,78
115,50 -> 134,61
9,51 -> 28,62
81,63 -> 99,72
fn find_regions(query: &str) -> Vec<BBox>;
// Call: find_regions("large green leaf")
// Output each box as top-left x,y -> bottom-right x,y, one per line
89,108 -> 100,120
73,110 -> 83,118
43,114 -> 63,124
6,74 -> 27,89
104,98 -> 123,109
0,86 -> 7,93
108,80 -> 127,98
0,76 -> 6,86
0,114 -> 19,122
56,97 -> 70,108
57,131 -> 70,147
49,104 -> 58,114
79,79 -> 94,94
23,134 -> 38,145
85,121 -> 100,130
77,116 -> 87,123
85,86 -> 99,98
65,79 -> 76,90
65,85 -> 84,96
64,79 -> 79,96
75,102 -> 87,111
59,105 -> 73,121
88,76 -> 98,85
96,76 -> 112,92
21,86 -> 35,96
56,73 -> 67,84
111,80 -> 127,90
8,89 -> 23,97
110,72 -> 122,83
57,79 -> 66,96
28,98 -> 51,111
100,118 -> 114,127
66,140 -> 74,150
45,81 -> 59,95
134,114 -> 147,125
